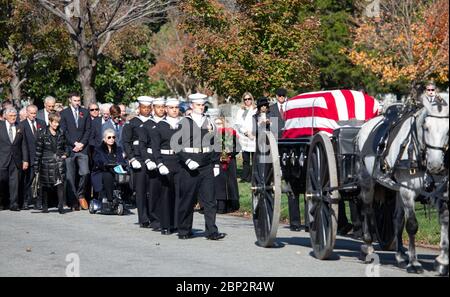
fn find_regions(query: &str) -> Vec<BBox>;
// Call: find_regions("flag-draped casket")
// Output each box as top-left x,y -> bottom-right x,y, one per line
282,90 -> 380,139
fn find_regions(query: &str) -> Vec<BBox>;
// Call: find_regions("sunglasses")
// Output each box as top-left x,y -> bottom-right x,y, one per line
427,89 -> 435,91
107,136 -> 116,139
90,108 -> 99,111
244,97 -> 252,101
113,116 -> 121,120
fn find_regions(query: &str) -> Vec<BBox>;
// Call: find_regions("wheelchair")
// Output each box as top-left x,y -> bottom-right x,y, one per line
89,168 -> 130,216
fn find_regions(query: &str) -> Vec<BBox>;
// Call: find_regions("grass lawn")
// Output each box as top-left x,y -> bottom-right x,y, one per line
234,157 -> 441,247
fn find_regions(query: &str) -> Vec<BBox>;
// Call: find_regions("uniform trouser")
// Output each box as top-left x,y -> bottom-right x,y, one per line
65,153 -> 90,200
177,164 -> 218,236
241,151 -> 254,182
0,162 -> 20,208
147,169 -> 162,228
288,193 -> 301,227
159,158 -> 179,231
134,167 -> 151,224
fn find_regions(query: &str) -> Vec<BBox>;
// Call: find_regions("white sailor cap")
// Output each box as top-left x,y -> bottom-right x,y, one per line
137,96 -> 153,106
188,92 -> 208,104
152,97 -> 166,106
165,98 -> 180,107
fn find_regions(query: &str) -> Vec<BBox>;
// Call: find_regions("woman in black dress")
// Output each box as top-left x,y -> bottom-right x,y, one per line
213,117 -> 241,214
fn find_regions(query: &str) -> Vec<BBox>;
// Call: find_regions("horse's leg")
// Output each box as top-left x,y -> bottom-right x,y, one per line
400,188 -> 424,274
435,197 -> 449,276
394,193 -> 408,267
359,175 -> 375,260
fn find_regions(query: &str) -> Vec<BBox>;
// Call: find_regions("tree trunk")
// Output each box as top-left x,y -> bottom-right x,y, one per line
77,47 -> 96,107
9,59 -> 24,108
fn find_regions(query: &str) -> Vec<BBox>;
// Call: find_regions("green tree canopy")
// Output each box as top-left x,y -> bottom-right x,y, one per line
180,0 -> 321,101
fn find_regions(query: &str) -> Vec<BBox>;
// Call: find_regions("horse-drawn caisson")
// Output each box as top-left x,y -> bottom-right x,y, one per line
251,90 -> 449,275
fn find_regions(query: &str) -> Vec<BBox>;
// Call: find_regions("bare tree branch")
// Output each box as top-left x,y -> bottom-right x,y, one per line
37,0 -> 177,103
38,0 -> 79,37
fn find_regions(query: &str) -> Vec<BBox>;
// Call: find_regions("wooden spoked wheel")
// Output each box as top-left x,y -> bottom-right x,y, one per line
373,186 -> 397,251
305,132 -> 339,260
251,131 -> 282,247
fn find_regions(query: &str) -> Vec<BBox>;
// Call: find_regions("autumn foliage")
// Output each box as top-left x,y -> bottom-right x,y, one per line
179,0 -> 321,100
148,13 -> 196,97
348,0 -> 449,93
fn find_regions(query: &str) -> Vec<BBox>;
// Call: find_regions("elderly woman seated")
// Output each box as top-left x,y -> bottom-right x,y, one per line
92,128 -> 127,206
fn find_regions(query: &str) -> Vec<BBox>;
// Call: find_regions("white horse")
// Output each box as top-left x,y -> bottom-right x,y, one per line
356,96 -> 449,274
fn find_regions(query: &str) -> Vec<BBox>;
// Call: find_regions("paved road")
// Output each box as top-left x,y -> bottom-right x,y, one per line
0,208 -> 441,277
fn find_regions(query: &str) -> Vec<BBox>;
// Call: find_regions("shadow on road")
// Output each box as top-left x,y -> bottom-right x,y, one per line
270,234 -> 438,273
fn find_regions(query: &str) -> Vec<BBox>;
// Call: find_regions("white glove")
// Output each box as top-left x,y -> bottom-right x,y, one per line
213,167 -> 220,177
131,160 -> 141,169
146,160 -> 157,171
159,165 -> 170,175
186,160 -> 200,170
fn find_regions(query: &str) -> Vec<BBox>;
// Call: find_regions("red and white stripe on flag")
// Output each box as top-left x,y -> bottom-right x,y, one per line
282,90 -> 379,139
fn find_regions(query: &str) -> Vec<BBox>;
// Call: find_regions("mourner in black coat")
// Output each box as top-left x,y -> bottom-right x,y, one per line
33,113 -> 67,213
92,132 -> 127,202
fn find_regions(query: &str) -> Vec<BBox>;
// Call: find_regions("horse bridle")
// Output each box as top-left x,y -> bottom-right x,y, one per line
422,114 -> 449,153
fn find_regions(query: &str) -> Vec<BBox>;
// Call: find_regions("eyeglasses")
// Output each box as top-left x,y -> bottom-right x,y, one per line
427,89 -> 435,91
90,108 -> 99,111
113,116 -> 121,120
244,97 -> 252,101
107,136 -> 116,139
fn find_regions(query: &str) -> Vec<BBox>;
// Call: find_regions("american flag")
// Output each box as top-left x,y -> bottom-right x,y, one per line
282,90 -> 380,139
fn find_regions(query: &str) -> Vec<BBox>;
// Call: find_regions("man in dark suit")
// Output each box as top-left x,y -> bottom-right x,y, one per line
268,88 -> 287,140
37,96 -> 56,126
0,108 -> 29,211
19,104 -> 46,209
88,102 -> 103,149
87,102 -> 102,201
60,92 -> 91,210
269,88 -> 301,231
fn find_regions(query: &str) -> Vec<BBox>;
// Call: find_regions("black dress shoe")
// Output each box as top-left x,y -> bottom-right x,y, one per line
290,225 -> 301,232
41,208 -> 49,213
206,232 -> 226,240
10,206 -> 20,212
58,208 -> 65,214
161,229 -> 171,235
178,233 -> 193,240
140,222 -> 151,228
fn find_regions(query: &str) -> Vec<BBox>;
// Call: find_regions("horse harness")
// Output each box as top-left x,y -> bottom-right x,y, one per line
373,106 -> 449,203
